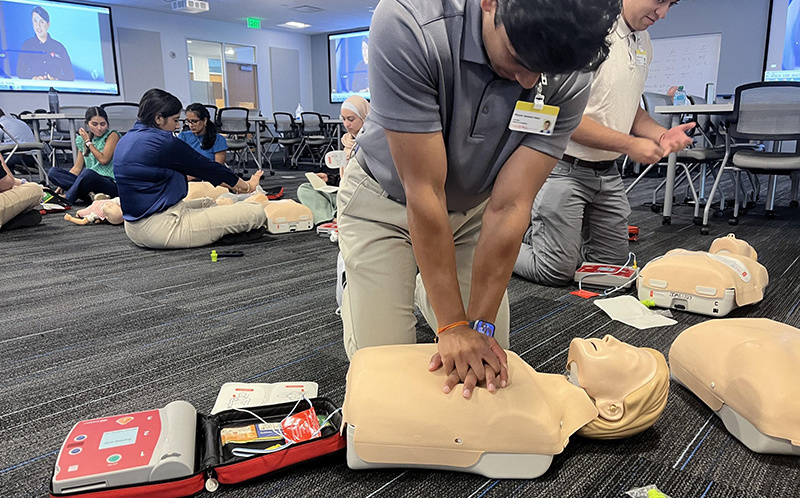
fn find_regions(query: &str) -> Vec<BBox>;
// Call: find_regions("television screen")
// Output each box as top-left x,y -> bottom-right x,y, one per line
0,0 -> 119,94
764,0 -> 800,81
328,29 -> 370,103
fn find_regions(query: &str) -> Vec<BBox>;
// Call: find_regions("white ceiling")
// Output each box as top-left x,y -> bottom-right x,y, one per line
93,0 -> 375,35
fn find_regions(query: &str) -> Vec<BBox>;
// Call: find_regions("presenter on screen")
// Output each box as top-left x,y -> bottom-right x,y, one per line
16,6 -> 75,81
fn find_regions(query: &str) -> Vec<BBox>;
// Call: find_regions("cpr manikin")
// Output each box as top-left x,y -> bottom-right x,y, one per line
343,337 -> 669,478
637,234 -> 768,316
566,335 -> 669,439
184,180 -> 313,233
669,318 -> 800,456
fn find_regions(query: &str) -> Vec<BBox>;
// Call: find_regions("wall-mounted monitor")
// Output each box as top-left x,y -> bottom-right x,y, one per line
328,28 -> 369,103
0,0 -> 119,94
764,0 -> 800,82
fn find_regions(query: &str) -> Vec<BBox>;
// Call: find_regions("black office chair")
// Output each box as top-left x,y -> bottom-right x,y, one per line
271,112 -> 301,168
217,107 -> 259,174
294,112 -> 334,169
100,102 -> 139,135
701,81 -> 800,233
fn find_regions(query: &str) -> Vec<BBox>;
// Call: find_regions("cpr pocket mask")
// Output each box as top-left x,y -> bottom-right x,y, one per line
637,234 -> 768,317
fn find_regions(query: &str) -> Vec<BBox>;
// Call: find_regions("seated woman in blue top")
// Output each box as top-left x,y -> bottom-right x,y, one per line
49,107 -> 119,204
114,88 -> 267,249
178,103 -> 227,164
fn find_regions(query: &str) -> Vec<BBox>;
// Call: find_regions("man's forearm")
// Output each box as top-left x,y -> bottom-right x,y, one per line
630,107 -> 667,143
407,189 -> 467,327
467,147 -> 557,322
570,115 -> 638,156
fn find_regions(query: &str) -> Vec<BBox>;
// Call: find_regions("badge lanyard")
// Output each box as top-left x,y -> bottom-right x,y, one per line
509,73 -> 560,135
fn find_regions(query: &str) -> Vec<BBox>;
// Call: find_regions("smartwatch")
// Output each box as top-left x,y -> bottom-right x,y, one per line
469,319 -> 495,338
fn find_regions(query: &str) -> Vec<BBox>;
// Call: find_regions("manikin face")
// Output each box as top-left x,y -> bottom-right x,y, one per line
340,108 -> 363,136
566,335 -> 657,421
622,0 -> 679,32
156,113 -> 181,132
86,116 -> 108,137
186,111 -> 207,136
480,0 -> 540,90
32,12 -> 49,41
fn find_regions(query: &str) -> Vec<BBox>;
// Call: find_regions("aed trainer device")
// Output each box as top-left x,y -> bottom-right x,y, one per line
52,400 -> 197,494
573,262 -> 639,290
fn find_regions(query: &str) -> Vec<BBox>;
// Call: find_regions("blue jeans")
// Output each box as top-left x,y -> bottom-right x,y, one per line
48,168 -> 117,204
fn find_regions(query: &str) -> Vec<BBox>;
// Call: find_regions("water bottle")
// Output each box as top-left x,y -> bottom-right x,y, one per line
673,85 -> 687,106
705,82 -> 716,104
48,87 -> 59,114
295,103 -> 304,120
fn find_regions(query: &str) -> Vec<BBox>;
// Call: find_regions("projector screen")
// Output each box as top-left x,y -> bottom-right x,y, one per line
764,0 -> 800,81
0,0 -> 119,94
328,29 -> 370,103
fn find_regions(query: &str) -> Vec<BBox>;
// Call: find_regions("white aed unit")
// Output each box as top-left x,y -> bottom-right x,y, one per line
52,401 -> 196,495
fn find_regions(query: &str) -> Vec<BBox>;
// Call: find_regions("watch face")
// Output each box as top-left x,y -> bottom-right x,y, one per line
474,320 -> 495,338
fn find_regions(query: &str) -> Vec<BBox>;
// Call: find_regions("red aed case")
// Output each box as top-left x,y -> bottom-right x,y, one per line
49,398 -> 345,498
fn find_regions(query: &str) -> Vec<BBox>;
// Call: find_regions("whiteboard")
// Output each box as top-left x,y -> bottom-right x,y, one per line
644,33 -> 721,98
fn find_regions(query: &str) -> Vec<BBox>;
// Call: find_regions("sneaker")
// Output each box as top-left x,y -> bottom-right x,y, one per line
92,193 -> 111,201
217,226 -> 269,245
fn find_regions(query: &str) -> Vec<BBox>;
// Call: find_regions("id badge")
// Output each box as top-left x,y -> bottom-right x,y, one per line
635,49 -> 648,66
508,100 -> 559,135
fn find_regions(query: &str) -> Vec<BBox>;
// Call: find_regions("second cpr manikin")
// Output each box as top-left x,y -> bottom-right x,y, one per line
637,234 -> 768,316
670,318 -> 800,456
342,337 -> 668,478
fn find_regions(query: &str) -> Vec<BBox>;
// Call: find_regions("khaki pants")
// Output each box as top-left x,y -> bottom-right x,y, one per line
337,158 -> 509,359
0,183 -> 43,229
124,197 -> 267,249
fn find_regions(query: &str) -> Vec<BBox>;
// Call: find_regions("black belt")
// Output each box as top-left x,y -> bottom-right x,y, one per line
561,154 -> 617,170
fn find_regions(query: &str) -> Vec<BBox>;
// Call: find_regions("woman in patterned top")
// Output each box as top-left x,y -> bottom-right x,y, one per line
48,107 -> 119,204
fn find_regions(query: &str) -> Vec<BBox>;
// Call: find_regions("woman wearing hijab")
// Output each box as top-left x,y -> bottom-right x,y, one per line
297,95 -> 370,224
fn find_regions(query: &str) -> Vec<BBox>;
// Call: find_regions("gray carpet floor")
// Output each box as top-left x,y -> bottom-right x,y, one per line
1,166 -> 799,497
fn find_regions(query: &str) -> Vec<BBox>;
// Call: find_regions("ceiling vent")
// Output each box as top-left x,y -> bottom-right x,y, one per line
291,5 -> 324,13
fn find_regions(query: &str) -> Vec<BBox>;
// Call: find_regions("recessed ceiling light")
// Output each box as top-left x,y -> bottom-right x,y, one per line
187,40 -> 193,43
279,21 -> 311,29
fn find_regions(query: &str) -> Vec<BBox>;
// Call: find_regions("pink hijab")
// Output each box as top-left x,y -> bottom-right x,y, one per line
340,95 -> 370,159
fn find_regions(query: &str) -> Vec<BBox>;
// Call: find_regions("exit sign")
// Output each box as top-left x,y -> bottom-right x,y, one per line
246,17 -> 261,29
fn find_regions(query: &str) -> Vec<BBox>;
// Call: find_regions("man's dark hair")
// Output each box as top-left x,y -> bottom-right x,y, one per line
496,0 -> 620,73
138,88 -> 182,128
185,103 -> 219,150
32,6 -> 50,23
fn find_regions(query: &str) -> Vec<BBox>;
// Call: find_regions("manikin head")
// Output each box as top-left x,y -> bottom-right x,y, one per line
480,0 -> 619,89
708,233 -> 758,260
566,335 -> 669,439
621,0 -> 680,32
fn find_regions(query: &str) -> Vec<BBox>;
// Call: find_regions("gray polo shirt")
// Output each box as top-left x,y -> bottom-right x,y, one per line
0,115 -> 35,144
357,0 -> 593,212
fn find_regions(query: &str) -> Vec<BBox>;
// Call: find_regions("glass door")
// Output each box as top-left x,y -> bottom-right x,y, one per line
224,44 -> 258,109
187,40 -> 225,107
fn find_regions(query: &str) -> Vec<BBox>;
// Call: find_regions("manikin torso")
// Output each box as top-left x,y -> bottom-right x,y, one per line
670,318 -> 800,455
343,339 -> 662,475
